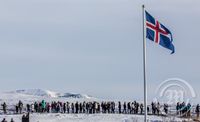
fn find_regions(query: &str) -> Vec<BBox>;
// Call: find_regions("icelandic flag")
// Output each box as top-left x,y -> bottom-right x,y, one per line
145,11 -> 175,54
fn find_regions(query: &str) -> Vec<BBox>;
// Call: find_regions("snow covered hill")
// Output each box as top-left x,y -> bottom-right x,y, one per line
8,89 -> 59,98
6,89 -> 92,99
0,89 -> 96,105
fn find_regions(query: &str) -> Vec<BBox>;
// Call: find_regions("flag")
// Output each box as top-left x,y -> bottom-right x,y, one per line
145,11 -> 175,54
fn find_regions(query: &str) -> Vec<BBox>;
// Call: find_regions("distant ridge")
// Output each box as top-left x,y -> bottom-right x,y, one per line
6,89 -> 93,99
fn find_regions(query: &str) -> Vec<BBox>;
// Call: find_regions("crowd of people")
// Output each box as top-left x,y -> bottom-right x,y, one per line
2,101 -> 144,115
1,118 -> 14,122
1,100 -> 200,118
0,114 -> 29,122
176,102 -> 200,118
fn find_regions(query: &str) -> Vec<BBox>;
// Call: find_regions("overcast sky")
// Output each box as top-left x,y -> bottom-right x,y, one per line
0,0 -> 199,102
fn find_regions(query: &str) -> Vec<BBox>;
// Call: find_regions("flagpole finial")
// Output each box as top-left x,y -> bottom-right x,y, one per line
142,4 -> 145,8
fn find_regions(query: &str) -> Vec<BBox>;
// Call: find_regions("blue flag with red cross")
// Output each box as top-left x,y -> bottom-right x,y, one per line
145,11 -> 175,54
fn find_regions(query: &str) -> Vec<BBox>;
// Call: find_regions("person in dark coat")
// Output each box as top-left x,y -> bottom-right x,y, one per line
22,113 -> 29,122
164,104 -> 168,114
15,104 -> 19,114
63,103 -> 66,113
10,118 -> 14,122
118,102 -> 121,114
18,101 -> 23,114
26,104 -> 30,113
196,104 -> 200,118
1,118 -> 7,122
66,102 -> 70,113
140,103 -> 143,114
75,102 -> 79,114
71,103 -> 74,113
1,102 -> 7,114
123,102 -> 126,114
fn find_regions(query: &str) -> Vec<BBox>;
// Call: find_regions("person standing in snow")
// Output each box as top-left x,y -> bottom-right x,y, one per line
46,103 -> 51,113
66,102 -> 70,113
134,101 -> 138,114
164,104 -> 168,114
118,101 -> 121,114
127,102 -> 131,114
111,102 -> 115,114
56,102 -> 61,113
18,100 -> 23,114
123,102 -> 126,114
71,103 -> 74,113
26,104 -> 30,113
140,103 -> 143,114
147,106 -> 149,114
92,102 -> 96,114
79,102 -> 83,113
186,103 -> 191,117
63,103 -> 66,113
10,118 -> 14,122
31,104 -> 34,113
34,102 -> 38,113
15,104 -> 19,114
176,102 -> 180,115
97,103 -> 100,113
1,102 -> 7,114
22,113 -> 29,122
41,100 -> 46,113
82,102 -> 86,113
1,118 -> 7,122
75,102 -> 79,114
196,104 -> 200,119
156,102 -> 160,115
151,102 -> 156,115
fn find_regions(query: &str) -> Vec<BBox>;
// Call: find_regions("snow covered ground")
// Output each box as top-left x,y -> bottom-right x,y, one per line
0,89 -> 188,122
0,113 -> 185,122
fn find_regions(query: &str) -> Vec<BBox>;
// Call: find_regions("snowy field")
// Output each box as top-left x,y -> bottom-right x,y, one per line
0,89 -> 190,122
0,113 -> 185,122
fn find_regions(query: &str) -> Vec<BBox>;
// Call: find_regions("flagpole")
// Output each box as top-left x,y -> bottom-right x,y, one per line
142,4 -> 147,122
